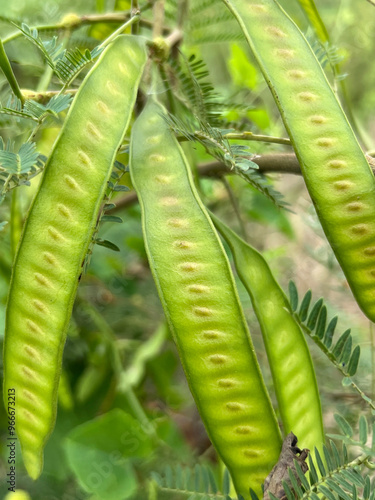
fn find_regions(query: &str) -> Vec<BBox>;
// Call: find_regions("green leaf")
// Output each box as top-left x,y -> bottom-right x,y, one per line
202,466 -> 210,493
100,215 -> 123,223
114,160 -> 127,172
0,221 -> 7,231
334,414 -> 353,437
194,464 -> 201,492
323,445 -> 334,472
310,492 -> 321,500
342,377 -> 352,387
113,184 -> 130,192
344,468 -> 365,487
352,484 -> 358,500
175,464 -> 183,490
288,281 -> 298,312
332,329 -> 351,358
94,239 -> 120,252
364,476 -> 371,500
166,465 -> 173,488
281,480 -> 295,500
293,460 -> 310,490
222,468 -> 230,495
315,305 -> 327,339
359,415 -> 368,445
299,289 -> 312,321
323,316 -> 338,348
64,409 -> 154,499
45,94 -> 72,114
249,489 -> 259,500
308,454 -> 319,484
347,346 -> 360,376
314,447 -> 326,477
13,23 -> 61,70
343,443 -> 348,463
287,469 -> 302,497
318,484 -> 336,500
208,468 -> 217,493
151,471 -> 162,486
306,298 -> 323,330
325,479 -> 351,500
334,472 -> 353,491
104,203 -> 116,211
329,440 -> 342,467
339,335 -> 352,365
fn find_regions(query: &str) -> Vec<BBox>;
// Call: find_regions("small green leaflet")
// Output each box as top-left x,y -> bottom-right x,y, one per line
0,138 -> 40,174
0,94 -> 72,122
94,239 -> 120,252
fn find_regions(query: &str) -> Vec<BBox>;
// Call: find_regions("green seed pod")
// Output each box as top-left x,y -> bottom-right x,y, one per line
3,35 -> 147,479
211,213 -> 324,455
129,98 -> 282,498
221,0 -> 375,322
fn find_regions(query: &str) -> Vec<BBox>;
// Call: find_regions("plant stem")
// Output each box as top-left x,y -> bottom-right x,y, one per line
297,318 -> 375,411
222,131 -> 291,146
178,131 -> 292,146
221,176 -> 247,241
3,11 -> 166,45
348,379 -> 375,411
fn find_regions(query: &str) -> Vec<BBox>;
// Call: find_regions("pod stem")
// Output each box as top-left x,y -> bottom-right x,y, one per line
131,0 -> 140,34
99,13 -> 141,49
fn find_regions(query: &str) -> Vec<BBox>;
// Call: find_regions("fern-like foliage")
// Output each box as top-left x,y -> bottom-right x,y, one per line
55,46 -> 103,89
288,281 -> 360,378
164,54 -> 288,209
187,0 -> 244,44
150,463 -> 244,500
305,31 -> 347,82
0,138 -> 46,202
266,442 -> 375,500
0,94 -> 72,123
328,414 -> 375,461
168,53 -> 221,126
11,23 -> 102,87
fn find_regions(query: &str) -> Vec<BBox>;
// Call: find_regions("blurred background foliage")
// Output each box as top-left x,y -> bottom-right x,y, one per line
0,0 -> 375,499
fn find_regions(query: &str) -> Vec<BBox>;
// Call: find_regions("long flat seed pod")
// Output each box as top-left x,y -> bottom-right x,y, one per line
129,98 -> 282,498
211,212 -> 324,455
3,35 -> 147,479
220,0 -> 375,323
